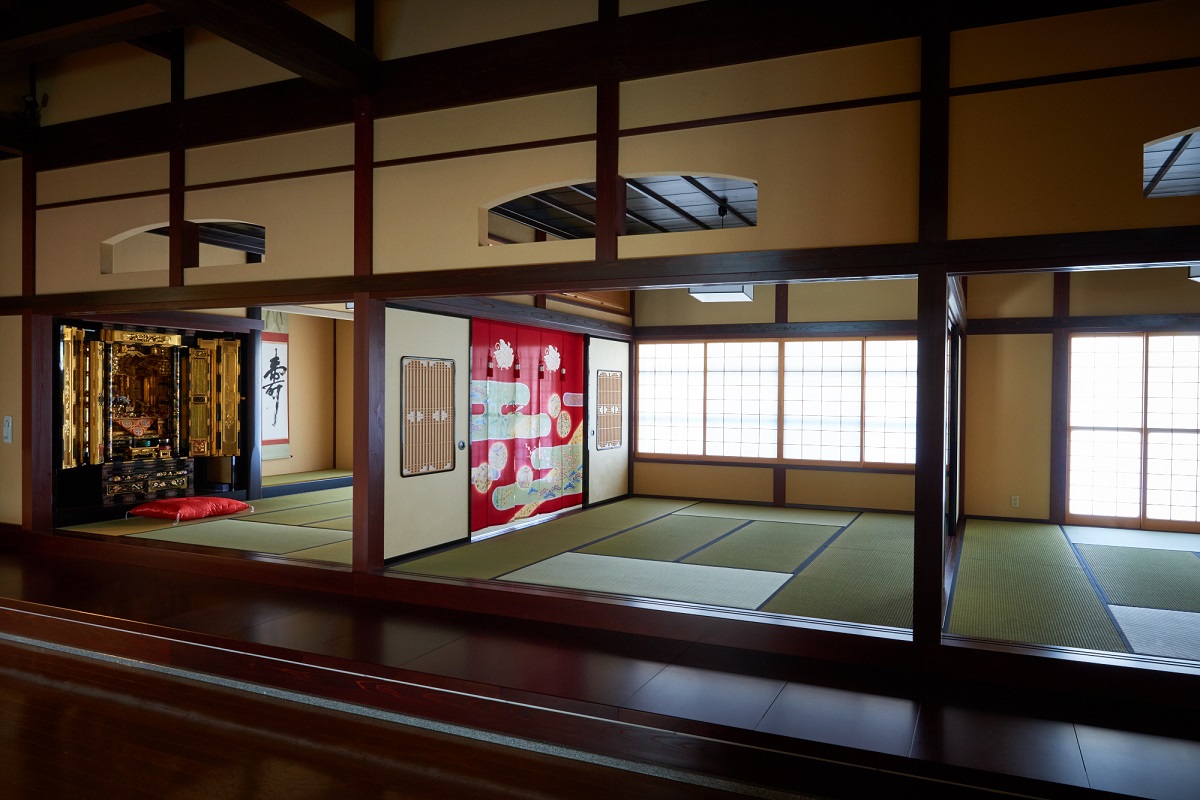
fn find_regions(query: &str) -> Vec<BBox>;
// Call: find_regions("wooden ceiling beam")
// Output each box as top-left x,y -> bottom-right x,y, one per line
148,0 -> 378,97
0,3 -> 178,68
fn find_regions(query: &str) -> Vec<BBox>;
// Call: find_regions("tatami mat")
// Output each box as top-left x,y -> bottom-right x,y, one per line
62,516 -> 182,536
1110,605 -> 1200,661
304,517 -> 354,531
286,539 -> 353,565
128,518 -> 349,554
1065,525 -> 1200,553
948,557 -> 1126,652
959,519 -> 1079,566
243,487 -> 352,513
760,549 -> 913,628
1077,544 -> 1200,613
674,503 -> 856,527
578,515 -> 745,562
243,499 -> 353,526
828,513 -> 912,554
500,552 -> 790,610
684,521 -> 840,572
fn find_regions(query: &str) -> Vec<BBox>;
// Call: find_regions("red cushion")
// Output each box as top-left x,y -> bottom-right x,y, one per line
129,496 -> 251,523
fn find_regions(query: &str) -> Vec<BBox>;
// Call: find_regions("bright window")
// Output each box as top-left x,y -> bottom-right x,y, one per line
637,338 -> 916,466
1068,334 -> 1200,525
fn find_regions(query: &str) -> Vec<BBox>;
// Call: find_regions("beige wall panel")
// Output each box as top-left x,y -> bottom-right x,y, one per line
633,461 -> 773,503
188,126 -> 353,186
384,308 -> 471,558
378,0 -> 595,59
36,197 -> 170,294
543,298 -> 632,326
37,44 -> 169,126
788,279 -> 917,322
1070,267 -> 1200,316
621,0 -> 701,14
622,39 -> 920,129
110,231 -> 169,273
334,319 -> 354,470
0,315 -> 20,525
293,0 -> 356,38
588,338 -> 630,504
39,154 -> 168,206
619,106 -> 921,259
262,314 -> 335,477
184,172 -> 354,284
635,286 -> 775,326
966,273 -> 1055,319
374,143 -> 595,272
185,28 -> 296,99
785,470 -> 914,512
964,334 -> 1053,520
949,68 -> 1200,240
0,159 -> 20,298
376,89 -> 595,162
953,1 -> 1200,88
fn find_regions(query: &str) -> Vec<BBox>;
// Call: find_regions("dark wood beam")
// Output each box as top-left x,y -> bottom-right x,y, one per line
531,192 -> 597,227
0,116 -> 32,156
391,297 -> 633,341
0,3 -> 178,68
148,0 -> 379,96
354,96 -> 373,276
626,178 -> 710,230
681,175 -> 755,227
22,312 -> 53,532
570,184 -> 668,233
3,227 -> 1198,316
594,0 -> 620,263
918,20 -> 950,244
1144,132 -> 1192,198
490,206 -> 582,241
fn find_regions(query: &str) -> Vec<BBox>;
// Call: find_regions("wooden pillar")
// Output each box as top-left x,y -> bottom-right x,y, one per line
168,33 -> 193,286
913,269 -> 948,648
244,308 -> 263,501
1049,273 -> 1071,523
22,311 -> 52,531
594,0 -> 621,264
352,294 -> 385,572
354,95 -> 373,276
21,153 -> 35,297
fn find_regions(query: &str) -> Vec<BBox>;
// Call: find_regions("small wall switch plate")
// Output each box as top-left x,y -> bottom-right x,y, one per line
2,416 -> 11,444
1010,495 -> 1020,508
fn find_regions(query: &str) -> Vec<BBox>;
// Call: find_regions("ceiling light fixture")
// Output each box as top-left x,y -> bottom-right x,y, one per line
688,284 -> 755,302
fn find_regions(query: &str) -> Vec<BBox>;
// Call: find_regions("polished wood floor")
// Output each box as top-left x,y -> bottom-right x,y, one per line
0,545 -> 1198,799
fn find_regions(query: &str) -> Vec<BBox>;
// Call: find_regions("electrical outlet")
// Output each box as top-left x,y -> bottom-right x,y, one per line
1010,495 -> 1020,508
2,416 -> 11,444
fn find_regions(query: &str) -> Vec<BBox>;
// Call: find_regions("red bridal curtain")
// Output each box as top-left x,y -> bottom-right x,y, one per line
470,321 -> 584,533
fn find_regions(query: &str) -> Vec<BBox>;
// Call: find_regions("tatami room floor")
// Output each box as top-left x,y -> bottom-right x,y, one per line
58,490 -> 1200,664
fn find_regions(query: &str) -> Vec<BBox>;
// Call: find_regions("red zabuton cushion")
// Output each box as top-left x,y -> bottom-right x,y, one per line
129,496 -> 251,524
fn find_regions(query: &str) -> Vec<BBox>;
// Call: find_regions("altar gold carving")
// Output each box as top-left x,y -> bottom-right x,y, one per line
58,321 -> 245,507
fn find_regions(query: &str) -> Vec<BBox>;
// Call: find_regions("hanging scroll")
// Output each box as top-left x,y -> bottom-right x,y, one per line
260,310 -> 290,460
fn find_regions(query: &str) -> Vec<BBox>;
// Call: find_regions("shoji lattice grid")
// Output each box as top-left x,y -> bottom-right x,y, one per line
783,340 -> 862,461
637,342 -> 703,455
1145,335 -> 1200,522
864,339 -> 918,464
706,341 -> 779,458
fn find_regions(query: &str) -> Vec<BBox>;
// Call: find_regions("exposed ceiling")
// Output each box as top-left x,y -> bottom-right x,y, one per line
491,175 -> 758,241
1145,132 -> 1200,199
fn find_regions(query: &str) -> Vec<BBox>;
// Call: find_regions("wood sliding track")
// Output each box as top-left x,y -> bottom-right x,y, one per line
0,546 -> 1198,799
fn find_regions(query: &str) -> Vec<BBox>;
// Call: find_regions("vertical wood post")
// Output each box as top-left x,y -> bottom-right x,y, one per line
352,294 -> 385,572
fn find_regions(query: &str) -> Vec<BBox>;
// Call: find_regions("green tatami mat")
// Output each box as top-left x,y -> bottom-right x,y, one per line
263,469 -> 352,487
578,515 -> 744,562
675,503 -> 856,527
286,539 -> 353,565
828,513 -> 913,555
62,517 -> 180,536
244,487 -> 353,513
243,499 -> 353,525
1077,544 -> 1200,613
684,521 -> 840,572
948,558 -> 1127,652
760,549 -> 913,628
128,518 -> 349,554
960,520 -> 1078,566
304,516 -> 353,531
561,498 -> 697,530
396,522 -> 619,580
500,552 -> 790,610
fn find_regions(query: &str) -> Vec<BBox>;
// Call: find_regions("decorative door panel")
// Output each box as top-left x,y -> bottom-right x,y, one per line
470,321 -> 584,532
